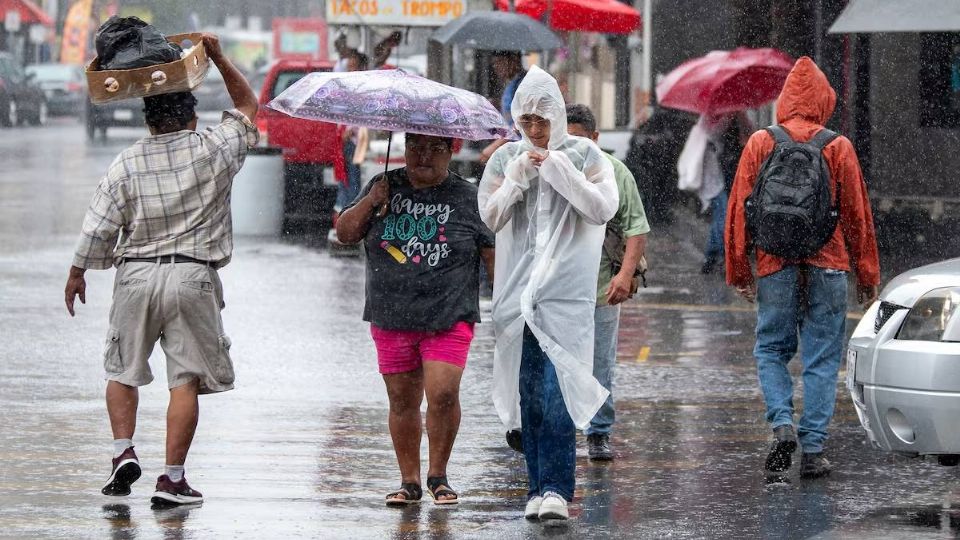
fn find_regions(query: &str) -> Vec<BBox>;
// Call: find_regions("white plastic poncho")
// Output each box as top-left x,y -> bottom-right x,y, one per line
478,66 -> 619,430
677,114 -> 726,210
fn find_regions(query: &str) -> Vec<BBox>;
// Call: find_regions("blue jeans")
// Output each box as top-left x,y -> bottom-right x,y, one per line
586,304 -> 620,435
704,189 -> 728,263
520,327 -> 576,501
335,141 -> 362,211
755,265 -> 848,453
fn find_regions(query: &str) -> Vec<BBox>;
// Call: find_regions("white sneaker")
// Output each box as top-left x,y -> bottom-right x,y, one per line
537,491 -> 569,521
524,496 -> 543,519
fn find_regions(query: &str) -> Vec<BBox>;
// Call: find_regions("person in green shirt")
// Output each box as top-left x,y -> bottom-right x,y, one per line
567,104 -> 650,460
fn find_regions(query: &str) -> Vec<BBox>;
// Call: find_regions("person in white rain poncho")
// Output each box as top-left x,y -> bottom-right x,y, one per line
478,66 -> 618,521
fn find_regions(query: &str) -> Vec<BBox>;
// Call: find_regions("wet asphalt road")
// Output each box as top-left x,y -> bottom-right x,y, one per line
0,119 -> 958,539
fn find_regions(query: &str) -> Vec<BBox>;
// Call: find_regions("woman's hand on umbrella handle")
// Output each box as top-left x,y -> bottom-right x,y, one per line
368,178 -> 390,216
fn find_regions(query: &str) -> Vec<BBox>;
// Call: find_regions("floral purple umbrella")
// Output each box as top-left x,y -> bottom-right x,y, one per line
267,68 -> 514,141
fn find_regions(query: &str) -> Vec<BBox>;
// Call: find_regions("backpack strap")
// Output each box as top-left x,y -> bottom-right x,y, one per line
602,223 -> 625,271
765,125 -> 794,145
808,128 -> 839,151
808,128 -> 841,208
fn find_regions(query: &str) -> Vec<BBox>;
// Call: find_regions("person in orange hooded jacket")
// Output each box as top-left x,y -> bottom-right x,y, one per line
724,57 -> 880,478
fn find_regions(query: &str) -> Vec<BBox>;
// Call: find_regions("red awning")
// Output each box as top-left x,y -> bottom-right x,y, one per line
0,0 -> 54,27
495,0 -> 641,34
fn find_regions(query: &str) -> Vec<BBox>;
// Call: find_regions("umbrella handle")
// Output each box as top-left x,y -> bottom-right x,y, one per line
376,132 -> 393,217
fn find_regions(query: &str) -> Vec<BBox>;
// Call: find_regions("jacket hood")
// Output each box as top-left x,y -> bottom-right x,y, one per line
775,56 -> 836,125
511,65 -> 568,150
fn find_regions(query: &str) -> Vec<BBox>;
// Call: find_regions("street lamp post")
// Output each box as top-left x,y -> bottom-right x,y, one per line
4,10 -> 23,64
642,0 -> 651,107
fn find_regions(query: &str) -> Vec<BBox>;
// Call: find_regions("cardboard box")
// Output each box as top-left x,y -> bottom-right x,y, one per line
86,32 -> 210,104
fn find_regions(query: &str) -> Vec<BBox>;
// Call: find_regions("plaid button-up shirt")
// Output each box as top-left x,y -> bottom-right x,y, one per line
73,110 -> 259,270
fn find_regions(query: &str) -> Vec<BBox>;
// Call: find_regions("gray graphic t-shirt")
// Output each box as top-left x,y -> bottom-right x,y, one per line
346,168 -> 495,331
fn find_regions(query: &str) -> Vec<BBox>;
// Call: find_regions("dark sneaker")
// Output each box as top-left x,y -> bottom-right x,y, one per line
587,433 -> 613,461
764,425 -> 798,473
101,446 -> 141,496
506,429 -> 523,453
800,452 -> 832,479
151,475 -> 203,506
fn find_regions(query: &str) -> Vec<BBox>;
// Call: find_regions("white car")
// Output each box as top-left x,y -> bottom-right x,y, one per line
847,257 -> 960,465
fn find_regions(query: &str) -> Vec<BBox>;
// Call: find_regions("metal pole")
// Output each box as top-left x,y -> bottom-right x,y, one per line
642,0 -> 652,96
814,0 -> 823,63
376,133 -> 392,217
568,32 -> 578,103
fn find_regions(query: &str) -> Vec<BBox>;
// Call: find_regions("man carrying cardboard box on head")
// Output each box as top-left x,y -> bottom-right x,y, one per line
64,33 -> 259,506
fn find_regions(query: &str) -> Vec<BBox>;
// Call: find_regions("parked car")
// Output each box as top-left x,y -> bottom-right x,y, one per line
255,58 -> 340,235
25,63 -> 85,117
85,98 -> 145,140
847,257 -> 960,466
0,53 -> 48,127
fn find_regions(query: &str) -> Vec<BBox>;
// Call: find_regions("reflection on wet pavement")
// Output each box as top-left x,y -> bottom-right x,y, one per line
0,122 -> 958,538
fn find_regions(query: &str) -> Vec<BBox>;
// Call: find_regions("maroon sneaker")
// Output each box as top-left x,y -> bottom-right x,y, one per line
151,475 -> 204,505
101,446 -> 141,496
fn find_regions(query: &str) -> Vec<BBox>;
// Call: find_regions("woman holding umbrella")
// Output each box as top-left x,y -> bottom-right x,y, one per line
268,68 -> 510,506
336,133 -> 496,506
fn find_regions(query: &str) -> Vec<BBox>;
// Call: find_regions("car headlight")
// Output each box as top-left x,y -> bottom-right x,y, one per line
897,287 -> 960,341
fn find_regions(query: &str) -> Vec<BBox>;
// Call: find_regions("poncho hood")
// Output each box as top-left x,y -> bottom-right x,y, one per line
511,65 -> 568,151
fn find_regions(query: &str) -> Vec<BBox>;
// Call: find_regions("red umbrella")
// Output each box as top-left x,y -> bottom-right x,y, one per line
656,48 -> 794,115
495,0 -> 641,34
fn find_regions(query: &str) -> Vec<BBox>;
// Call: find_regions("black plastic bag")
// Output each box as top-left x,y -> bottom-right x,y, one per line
95,16 -> 182,71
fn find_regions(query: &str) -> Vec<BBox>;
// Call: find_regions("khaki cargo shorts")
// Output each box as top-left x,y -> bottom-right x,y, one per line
102,260 -> 235,394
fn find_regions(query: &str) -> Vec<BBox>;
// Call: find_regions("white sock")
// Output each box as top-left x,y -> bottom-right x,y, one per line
165,465 -> 185,482
113,439 -> 133,458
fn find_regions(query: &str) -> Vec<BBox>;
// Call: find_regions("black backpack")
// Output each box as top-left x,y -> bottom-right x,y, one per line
745,126 -> 839,260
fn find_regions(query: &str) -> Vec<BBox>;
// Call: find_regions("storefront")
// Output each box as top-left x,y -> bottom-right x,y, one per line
494,0 -> 641,128
0,0 -> 53,65
829,0 -> 960,223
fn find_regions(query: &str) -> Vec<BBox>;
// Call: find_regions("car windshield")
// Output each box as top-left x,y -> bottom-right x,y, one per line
26,64 -> 80,81
270,71 -> 307,99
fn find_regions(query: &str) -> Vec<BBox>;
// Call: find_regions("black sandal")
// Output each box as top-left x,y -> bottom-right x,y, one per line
385,482 -> 422,506
426,476 -> 459,505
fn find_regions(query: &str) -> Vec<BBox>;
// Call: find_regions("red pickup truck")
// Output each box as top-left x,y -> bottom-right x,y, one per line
256,58 -> 344,235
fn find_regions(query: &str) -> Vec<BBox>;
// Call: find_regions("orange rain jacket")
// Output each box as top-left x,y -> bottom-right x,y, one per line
724,57 -> 880,289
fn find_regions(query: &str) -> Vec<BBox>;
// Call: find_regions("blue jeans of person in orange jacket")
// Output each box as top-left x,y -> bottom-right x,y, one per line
755,265 -> 848,453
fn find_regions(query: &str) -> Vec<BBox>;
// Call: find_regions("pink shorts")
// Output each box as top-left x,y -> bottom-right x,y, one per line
370,322 -> 475,375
